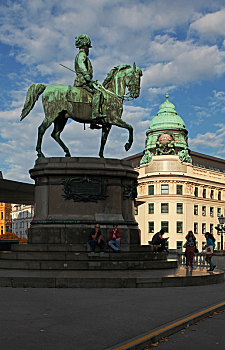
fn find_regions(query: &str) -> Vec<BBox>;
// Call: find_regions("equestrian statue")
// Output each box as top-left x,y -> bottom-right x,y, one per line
20,34 -> 142,158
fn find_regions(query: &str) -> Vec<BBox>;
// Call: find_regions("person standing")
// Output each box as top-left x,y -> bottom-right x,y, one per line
108,224 -> 121,252
88,224 -> 105,253
184,230 -> 197,269
203,232 -> 216,271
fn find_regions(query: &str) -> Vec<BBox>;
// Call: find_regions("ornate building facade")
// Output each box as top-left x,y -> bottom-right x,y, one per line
0,202 -> 12,235
125,95 -> 225,251
11,204 -> 34,239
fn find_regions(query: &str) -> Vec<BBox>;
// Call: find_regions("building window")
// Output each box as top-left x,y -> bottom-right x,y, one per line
217,208 -> 222,217
176,203 -> 183,214
202,223 -> 206,234
210,224 -> 214,234
177,221 -> 183,233
148,185 -> 154,195
218,191 -> 221,200
1,226 -> 3,235
148,203 -> 154,214
134,207 -> 138,215
210,190 -> 214,199
194,187 -> 198,197
161,203 -> 169,213
194,222 -> 198,234
148,221 -> 154,233
161,221 -> 169,232
1,212 -> 3,220
176,241 -> 183,250
210,207 -> 214,217
194,205 -> 198,215
202,206 -> 206,216
203,188 -> 206,198
161,184 -> 169,195
176,185 -> 183,195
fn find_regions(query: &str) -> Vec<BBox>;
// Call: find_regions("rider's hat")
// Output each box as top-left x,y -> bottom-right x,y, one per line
75,34 -> 92,48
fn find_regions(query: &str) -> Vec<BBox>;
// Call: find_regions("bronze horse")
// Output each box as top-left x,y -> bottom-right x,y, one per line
20,63 -> 142,158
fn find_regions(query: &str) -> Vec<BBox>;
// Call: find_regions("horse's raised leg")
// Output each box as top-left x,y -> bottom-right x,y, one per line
110,119 -> 133,151
99,124 -> 112,158
51,114 -> 71,157
36,118 -> 53,158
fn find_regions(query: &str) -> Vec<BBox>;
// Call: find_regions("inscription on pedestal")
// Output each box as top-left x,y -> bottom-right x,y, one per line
61,176 -> 107,202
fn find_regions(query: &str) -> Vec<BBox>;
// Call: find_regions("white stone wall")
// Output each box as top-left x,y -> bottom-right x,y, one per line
11,204 -> 34,238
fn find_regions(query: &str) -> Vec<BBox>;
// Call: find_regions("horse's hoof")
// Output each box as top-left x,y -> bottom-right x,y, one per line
65,153 -> 71,157
99,154 -> 104,158
125,143 -> 130,151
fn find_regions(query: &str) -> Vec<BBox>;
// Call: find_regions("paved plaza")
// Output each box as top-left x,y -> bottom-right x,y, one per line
0,282 -> 224,350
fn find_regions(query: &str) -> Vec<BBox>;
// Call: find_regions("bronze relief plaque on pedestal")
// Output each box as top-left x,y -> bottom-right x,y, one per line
61,176 -> 107,202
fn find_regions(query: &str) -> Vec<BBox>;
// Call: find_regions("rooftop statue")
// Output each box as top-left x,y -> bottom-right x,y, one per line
20,34 -> 142,158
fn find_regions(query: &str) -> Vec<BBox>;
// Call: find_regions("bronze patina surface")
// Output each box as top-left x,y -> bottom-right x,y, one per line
20,34 -> 142,159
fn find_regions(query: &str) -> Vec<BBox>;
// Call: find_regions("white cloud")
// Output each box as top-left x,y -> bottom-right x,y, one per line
143,43 -> 225,87
190,9 -> 225,42
189,132 -> 221,149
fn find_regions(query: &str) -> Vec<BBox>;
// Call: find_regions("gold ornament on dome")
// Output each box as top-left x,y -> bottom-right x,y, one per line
158,134 -> 173,146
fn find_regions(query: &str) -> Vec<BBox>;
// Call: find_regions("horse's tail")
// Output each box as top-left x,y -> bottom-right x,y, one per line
20,83 -> 47,121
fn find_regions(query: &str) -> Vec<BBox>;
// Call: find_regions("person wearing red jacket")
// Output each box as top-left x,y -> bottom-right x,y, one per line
108,224 -> 121,252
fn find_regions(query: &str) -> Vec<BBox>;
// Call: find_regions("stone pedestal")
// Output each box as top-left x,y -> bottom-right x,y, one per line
29,157 -> 140,248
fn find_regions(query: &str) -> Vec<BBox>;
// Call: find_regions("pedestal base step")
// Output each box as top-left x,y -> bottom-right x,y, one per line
0,267 -> 223,288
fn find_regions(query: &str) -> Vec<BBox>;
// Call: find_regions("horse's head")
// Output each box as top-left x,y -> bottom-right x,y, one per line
125,63 -> 142,99
102,63 -> 142,99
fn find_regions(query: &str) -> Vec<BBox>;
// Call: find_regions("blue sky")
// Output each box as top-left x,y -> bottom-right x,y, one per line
1,0 -> 225,182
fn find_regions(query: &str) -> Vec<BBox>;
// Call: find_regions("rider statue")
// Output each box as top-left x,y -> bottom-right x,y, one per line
74,34 -> 106,129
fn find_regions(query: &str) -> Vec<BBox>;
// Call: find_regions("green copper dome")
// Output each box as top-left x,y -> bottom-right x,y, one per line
148,93 -> 186,133
140,93 -> 192,165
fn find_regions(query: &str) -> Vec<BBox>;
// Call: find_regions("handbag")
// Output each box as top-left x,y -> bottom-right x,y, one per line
205,245 -> 213,257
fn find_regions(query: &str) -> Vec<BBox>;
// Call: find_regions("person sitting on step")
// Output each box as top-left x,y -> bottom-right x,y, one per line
88,224 -> 105,254
108,224 -> 121,253
151,229 -> 169,253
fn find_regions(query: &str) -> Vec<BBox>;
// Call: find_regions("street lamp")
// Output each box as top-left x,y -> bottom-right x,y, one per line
216,215 -> 225,250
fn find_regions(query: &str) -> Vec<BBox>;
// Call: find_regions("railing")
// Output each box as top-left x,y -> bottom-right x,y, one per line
178,252 -> 207,267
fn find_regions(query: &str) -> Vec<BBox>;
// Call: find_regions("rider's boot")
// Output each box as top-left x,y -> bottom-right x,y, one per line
90,114 -> 106,129
90,91 -> 106,129
90,122 -> 102,130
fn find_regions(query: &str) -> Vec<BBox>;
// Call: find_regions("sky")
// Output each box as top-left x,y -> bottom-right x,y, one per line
1,0 -> 225,182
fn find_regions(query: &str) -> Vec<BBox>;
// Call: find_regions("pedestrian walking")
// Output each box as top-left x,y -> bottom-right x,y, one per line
203,232 -> 216,271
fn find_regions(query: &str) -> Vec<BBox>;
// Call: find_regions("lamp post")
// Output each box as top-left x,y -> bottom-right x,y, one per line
218,215 -> 225,250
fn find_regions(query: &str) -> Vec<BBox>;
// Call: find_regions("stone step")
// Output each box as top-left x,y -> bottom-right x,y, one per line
11,243 -> 156,253
0,258 -> 177,270
0,251 -> 167,261
0,266 -> 223,288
